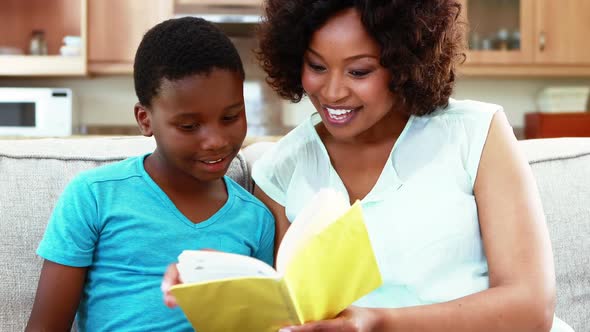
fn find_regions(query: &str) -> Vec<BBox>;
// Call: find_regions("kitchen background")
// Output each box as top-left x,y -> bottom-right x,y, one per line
1,0 -> 590,138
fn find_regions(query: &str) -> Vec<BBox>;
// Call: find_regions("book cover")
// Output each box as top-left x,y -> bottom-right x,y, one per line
170,189 -> 382,332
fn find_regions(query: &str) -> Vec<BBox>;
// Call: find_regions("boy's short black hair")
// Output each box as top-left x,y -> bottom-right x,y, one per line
134,16 -> 245,107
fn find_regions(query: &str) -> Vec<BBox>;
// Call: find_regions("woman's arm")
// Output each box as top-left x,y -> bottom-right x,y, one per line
26,260 -> 87,332
281,111 -> 556,332
253,184 -> 291,259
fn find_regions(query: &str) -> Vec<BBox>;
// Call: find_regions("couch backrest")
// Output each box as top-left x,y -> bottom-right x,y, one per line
0,136 -> 251,331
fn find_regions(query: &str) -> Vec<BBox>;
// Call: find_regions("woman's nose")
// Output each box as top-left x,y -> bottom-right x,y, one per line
322,72 -> 349,102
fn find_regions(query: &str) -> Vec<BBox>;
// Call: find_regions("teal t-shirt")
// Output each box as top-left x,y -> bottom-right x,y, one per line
37,154 -> 275,332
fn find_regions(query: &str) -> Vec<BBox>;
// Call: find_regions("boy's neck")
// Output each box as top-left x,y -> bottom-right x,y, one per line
143,153 -> 229,223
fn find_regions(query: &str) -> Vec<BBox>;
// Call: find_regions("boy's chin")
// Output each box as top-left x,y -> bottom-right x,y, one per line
192,166 -> 231,183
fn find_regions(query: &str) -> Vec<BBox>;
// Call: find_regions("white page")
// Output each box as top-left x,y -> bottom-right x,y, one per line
177,250 -> 278,284
275,188 -> 350,273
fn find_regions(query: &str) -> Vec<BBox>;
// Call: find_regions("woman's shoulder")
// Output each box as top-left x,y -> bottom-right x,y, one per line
258,113 -> 321,164
251,113 -> 325,206
429,98 -> 502,119
412,98 -> 502,136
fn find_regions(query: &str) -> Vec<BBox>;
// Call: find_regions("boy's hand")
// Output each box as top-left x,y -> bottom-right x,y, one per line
161,263 -> 181,308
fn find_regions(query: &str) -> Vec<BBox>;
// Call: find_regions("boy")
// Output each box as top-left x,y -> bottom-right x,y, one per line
26,17 -> 274,331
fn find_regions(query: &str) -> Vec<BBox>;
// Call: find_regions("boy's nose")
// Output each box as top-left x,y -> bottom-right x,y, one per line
199,127 -> 228,151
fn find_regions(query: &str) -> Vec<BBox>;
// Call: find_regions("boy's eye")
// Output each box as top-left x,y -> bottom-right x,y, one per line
222,114 -> 239,122
179,124 -> 198,131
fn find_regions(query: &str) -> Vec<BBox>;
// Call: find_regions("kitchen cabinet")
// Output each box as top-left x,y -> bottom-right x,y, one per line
460,0 -> 590,76
462,0 -> 534,64
173,0 -> 263,26
0,0 -> 87,76
176,0 -> 262,5
534,1 -> 590,65
87,0 -> 174,74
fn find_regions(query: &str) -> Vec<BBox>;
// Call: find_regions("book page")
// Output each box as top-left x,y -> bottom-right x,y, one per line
283,202 -> 382,322
177,250 -> 278,284
276,188 -> 350,273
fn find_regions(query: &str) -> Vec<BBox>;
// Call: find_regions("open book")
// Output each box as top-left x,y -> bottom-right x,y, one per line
170,189 -> 382,332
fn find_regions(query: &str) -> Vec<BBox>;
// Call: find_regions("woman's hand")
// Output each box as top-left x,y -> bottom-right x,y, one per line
278,306 -> 382,332
161,263 -> 181,308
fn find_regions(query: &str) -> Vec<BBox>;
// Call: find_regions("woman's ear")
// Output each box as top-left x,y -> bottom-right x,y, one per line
134,103 -> 153,137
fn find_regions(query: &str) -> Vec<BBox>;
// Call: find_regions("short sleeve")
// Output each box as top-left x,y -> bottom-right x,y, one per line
463,103 -> 502,187
36,174 -> 100,267
251,140 -> 297,207
253,211 -> 275,267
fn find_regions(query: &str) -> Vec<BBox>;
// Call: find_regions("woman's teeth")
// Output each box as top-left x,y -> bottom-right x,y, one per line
326,107 -> 354,120
203,158 -> 223,164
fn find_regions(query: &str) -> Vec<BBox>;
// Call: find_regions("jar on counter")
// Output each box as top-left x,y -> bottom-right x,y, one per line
468,31 -> 481,50
509,31 -> 521,50
29,30 -> 48,55
495,28 -> 509,51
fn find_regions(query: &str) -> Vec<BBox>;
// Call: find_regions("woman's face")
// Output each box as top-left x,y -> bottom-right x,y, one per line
302,8 -> 399,142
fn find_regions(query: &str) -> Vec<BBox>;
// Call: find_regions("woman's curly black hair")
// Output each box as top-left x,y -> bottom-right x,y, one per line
256,0 -> 465,116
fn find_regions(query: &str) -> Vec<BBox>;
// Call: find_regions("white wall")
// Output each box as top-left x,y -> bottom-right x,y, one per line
1,75 -> 589,130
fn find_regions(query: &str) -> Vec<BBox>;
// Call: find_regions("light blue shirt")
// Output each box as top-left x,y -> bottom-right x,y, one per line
253,99 -> 498,308
37,154 -> 275,332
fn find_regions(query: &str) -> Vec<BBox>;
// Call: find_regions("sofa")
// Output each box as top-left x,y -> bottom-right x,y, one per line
0,136 -> 588,331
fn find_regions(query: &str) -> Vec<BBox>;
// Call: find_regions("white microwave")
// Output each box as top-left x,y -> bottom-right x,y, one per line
0,87 -> 75,136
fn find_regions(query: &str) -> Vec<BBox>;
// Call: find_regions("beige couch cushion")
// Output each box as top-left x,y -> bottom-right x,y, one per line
0,136 -> 251,331
521,138 -> 590,332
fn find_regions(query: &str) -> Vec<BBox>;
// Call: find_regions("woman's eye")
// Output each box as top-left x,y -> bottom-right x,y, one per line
308,62 -> 326,73
349,69 -> 370,78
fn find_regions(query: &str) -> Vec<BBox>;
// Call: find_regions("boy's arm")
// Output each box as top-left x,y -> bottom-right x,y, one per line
26,260 -> 87,332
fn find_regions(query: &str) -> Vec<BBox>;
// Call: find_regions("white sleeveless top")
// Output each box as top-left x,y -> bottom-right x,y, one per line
253,99 -> 499,307
253,98 -> 573,330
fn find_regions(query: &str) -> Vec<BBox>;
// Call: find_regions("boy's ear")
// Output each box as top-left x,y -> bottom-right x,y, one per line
134,103 -> 153,137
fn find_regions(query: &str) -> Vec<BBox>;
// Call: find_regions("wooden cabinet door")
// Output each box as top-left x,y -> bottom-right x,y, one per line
534,0 -> 590,64
88,0 -> 173,64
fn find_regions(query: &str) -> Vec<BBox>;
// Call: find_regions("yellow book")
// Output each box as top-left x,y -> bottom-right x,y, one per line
170,189 -> 382,332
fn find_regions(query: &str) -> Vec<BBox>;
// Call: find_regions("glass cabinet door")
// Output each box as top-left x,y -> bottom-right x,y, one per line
461,0 -> 533,64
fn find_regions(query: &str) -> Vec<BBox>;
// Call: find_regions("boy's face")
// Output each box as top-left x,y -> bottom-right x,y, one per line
136,69 -> 246,184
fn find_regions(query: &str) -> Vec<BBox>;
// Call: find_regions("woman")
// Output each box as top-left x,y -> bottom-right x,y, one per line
251,0 -> 570,331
